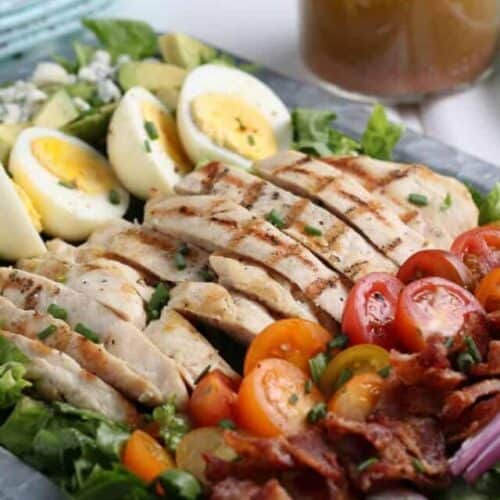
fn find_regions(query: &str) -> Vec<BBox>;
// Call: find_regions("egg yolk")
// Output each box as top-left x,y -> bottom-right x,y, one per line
191,93 -> 277,161
31,137 -> 116,194
13,182 -> 42,232
141,102 -> 192,174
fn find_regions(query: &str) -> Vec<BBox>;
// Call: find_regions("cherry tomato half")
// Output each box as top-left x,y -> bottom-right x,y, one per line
244,318 -> 332,375
394,277 -> 485,352
475,268 -> 500,313
397,249 -> 473,289
341,273 -> 403,349
451,226 -> 500,283
236,358 -> 324,437
327,372 -> 384,422
188,370 -> 238,428
320,344 -> 390,398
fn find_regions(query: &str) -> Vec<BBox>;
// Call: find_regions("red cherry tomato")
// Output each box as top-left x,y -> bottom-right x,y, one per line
451,226 -> 500,283
188,370 -> 238,427
341,273 -> 404,349
397,249 -> 473,289
394,277 -> 485,352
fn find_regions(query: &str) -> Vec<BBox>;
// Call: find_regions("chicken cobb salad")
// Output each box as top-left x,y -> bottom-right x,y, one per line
0,17 -> 498,500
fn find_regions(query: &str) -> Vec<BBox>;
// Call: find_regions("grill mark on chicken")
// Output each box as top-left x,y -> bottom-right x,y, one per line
285,198 -> 310,227
306,277 -> 340,299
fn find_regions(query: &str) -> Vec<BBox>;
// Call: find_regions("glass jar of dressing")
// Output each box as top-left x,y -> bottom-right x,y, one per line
300,0 -> 499,102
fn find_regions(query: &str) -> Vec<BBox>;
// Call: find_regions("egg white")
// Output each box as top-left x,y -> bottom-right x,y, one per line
9,128 -> 129,242
107,87 -> 190,199
177,64 -> 292,170
0,164 -> 46,260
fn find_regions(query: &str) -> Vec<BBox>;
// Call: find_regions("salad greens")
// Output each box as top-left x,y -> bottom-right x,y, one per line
0,336 -> 31,409
435,465 -> 500,500
292,104 -> 403,160
152,399 -> 190,453
83,19 -> 157,61
475,183 -> 500,225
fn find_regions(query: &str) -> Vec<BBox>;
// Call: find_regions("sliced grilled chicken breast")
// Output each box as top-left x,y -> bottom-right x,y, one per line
145,195 -> 350,322
144,308 -> 238,387
177,163 -> 396,281
0,330 -> 139,424
324,155 -> 478,247
18,256 -> 149,329
0,268 -> 188,407
254,151 -> 427,265
0,296 -> 155,405
209,254 -> 318,320
89,222 -> 210,283
168,282 -> 275,343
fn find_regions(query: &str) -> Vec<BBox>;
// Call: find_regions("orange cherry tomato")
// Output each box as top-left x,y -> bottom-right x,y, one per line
236,358 -> 324,437
188,370 -> 238,428
451,226 -> 500,283
397,249 -> 473,289
475,268 -> 500,312
394,277 -> 485,352
122,430 -> 175,483
341,273 -> 403,350
244,318 -> 332,375
327,372 -> 384,422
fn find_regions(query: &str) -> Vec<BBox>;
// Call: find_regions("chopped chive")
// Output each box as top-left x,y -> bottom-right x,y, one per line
444,337 -> 454,350
178,243 -> 189,256
55,274 -> 67,284
304,225 -> 322,237
288,393 -> 299,405
407,193 -> 428,206
304,379 -> 313,394
357,457 -> 379,472
74,323 -> 100,343
412,459 -> 426,474
440,193 -> 453,212
47,304 -> 68,321
465,336 -> 482,363
378,365 -> 391,379
307,402 -> 327,424
247,134 -> 255,146
58,180 -> 76,189
146,283 -> 170,322
174,252 -> 186,270
144,139 -> 152,152
218,419 -> 236,430
334,367 -> 353,390
108,189 -> 121,205
265,209 -> 285,229
199,266 -> 216,282
194,364 -> 212,385
144,120 -> 159,140
327,334 -> 349,353
37,324 -> 57,340
309,352 -> 328,384
457,352 -> 475,373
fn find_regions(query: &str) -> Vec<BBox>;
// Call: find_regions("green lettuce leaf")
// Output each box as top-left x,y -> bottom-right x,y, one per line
291,108 -> 360,156
0,336 -> 31,409
83,19 -> 157,60
478,182 -> 500,225
152,398 -> 190,452
361,104 -> 404,160
73,464 -> 155,500
73,41 -> 96,68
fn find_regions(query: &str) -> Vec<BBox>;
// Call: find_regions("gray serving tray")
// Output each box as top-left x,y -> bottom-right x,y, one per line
0,29 -> 499,500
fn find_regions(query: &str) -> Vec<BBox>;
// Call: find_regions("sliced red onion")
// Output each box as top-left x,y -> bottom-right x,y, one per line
449,413 -> 500,476
464,434 -> 500,483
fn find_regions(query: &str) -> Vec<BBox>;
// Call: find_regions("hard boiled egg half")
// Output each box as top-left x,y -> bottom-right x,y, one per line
9,128 -> 129,242
0,164 -> 46,260
107,87 -> 192,199
177,64 -> 292,170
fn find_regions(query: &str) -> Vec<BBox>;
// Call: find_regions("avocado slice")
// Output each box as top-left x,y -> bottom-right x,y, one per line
0,123 -> 28,163
61,103 -> 116,147
158,33 -> 217,70
33,89 -> 79,128
118,61 -> 186,91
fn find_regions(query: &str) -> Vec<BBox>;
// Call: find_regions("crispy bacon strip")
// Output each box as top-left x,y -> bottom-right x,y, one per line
324,415 -> 449,491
